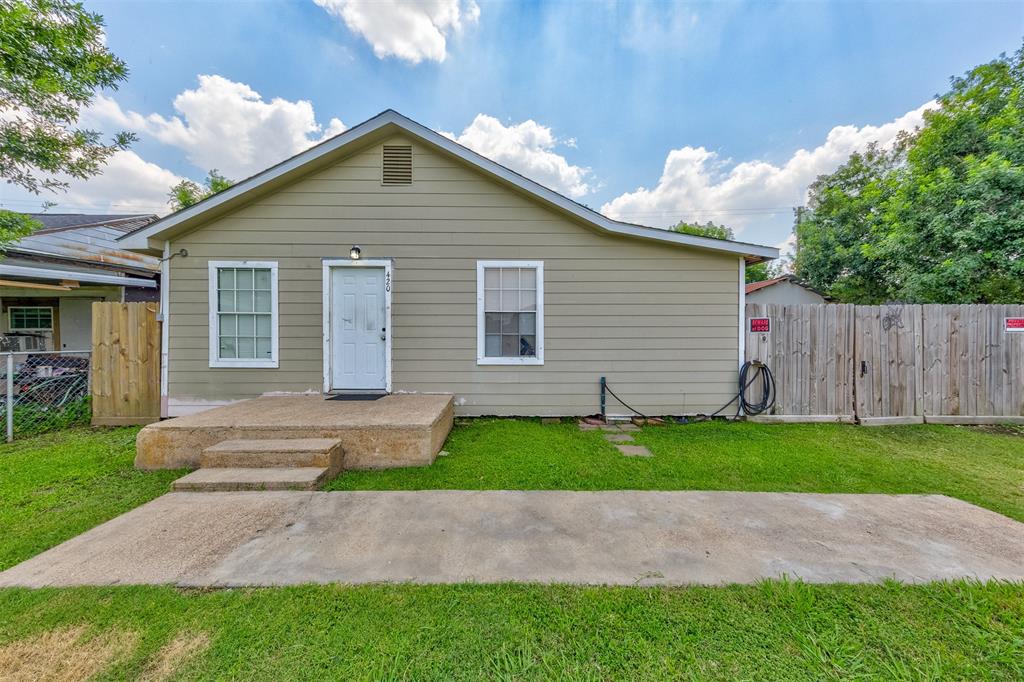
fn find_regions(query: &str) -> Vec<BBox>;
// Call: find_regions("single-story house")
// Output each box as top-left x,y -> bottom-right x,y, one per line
745,275 -> 830,305
1,214 -> 160,352
119,110 -> 778,418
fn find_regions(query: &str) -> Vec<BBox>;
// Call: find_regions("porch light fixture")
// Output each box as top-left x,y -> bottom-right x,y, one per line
349,245 -> 361,260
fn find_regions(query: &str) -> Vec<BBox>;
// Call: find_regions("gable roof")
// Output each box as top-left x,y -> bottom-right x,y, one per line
746,274 -> 831,299
118,110 -> 778,262
31,213 -> 157,233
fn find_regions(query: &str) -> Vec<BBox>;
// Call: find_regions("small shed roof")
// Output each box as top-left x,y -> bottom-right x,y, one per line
7,213 -> 160,277
745,274 -> 831,299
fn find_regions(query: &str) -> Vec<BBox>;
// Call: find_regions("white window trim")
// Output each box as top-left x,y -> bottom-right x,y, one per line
208,260 -> 279,369
7,306 -> 54,331
476,260 -> 544,366
321,259 -> 393,393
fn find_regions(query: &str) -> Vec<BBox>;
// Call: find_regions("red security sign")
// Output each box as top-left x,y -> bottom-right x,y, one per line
1006,318 -> 1024,332
749,317 -> 771,333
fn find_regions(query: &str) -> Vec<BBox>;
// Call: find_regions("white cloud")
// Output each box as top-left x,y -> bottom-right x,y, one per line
314,0 -> 479,64
1,75 -> 347,215
0,150 -> 184,215
775,232 -> 798,264
58,151 -> 185,213
601,102 -> 935,245
90,75 -> 346,180
443,114 -> 592,198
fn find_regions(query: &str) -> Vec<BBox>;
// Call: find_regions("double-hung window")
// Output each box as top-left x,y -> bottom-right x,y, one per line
476,260 -> 544,365
208,261 -> 279,368
8,306 -> 53,331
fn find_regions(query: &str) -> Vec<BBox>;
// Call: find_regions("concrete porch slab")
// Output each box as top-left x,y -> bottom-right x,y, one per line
136,394 -> 454,470
2,491 -> 1023,588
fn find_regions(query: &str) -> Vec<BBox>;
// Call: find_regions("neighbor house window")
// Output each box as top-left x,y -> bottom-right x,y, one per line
208,261 -> 278,368
8,307 -> 53,331
476,260 -> 544,365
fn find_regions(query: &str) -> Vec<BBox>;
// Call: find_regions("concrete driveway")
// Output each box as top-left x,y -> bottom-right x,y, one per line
2,490 -> 1023,587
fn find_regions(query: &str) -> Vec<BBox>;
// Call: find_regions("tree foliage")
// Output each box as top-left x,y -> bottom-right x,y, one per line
795,45 -> 1024,303
673,219 -> 775,282
0,0 -> 132,247
673,220 -> 735,241
168,169 -> 234,211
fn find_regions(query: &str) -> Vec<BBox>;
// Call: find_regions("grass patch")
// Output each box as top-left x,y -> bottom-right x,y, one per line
327,419 -> 1024,521
0,580 -> 1022,680
0,427 -> 183,571
11,395 -> 91,438
1,420 -> 1023,678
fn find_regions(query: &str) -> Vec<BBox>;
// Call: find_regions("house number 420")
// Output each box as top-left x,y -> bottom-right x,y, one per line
385,272 -> 391,292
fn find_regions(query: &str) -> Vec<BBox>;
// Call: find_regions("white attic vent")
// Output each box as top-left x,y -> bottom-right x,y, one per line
382,145 -> 413,185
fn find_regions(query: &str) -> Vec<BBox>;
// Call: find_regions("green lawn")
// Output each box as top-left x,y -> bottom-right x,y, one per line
328,419 -> 1024,522
2,581 -> 1023,680
0,427 -> 182,571
1,422 -> 1024,679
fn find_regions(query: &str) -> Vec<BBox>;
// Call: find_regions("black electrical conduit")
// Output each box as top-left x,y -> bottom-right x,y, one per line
600,360 -> 776,421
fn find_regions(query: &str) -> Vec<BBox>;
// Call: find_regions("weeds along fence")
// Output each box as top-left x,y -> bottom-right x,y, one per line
0,350 -> 92,441
744,303 -> 1024,425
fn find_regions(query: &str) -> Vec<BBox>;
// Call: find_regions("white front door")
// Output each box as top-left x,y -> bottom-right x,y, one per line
330,266 -> 386,390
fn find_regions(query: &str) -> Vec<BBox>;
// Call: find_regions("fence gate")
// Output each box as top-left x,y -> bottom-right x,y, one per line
91,301 -> 161,426
745,302 -> 856,420
853,305 -> 923,423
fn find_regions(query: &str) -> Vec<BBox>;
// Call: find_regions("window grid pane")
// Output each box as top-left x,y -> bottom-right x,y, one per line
217,267 -> 272,360
482,267 -> 537,358
9,307 -> 53,330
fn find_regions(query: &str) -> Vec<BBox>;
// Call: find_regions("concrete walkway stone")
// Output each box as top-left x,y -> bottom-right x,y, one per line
617,444 -> 652,457
604,433 -> 634,443
2,491 -> 1023,588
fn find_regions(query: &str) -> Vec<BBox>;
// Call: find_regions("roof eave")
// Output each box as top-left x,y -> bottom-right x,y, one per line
119,110 -> 779,261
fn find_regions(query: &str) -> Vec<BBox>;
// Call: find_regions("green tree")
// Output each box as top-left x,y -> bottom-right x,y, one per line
673,219 -> 775,282
673,220 -> 734,241
795,45 -> 1024,303
744,260 -> 772,283
794,141 -> 907,303
168,169 -> 234,211
880,47 -> 1024,303
0,0 -> 133,247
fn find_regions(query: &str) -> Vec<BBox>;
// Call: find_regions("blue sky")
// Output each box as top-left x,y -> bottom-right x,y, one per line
1,0 -> 1020,250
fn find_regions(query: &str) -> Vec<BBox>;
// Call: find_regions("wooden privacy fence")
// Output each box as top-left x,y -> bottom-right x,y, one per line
745,303 -> 1024,424
91,301 -> 161,426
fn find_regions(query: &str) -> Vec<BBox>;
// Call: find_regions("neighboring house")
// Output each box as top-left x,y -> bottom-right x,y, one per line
120,110 -> 778,418
745,275 -> 830,305
0,214 -> 160,352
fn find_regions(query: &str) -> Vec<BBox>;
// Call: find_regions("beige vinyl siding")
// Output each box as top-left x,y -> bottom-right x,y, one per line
167,136 -> 741,416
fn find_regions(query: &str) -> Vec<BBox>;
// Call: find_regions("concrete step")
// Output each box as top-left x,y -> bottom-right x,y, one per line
201,438 -> 344,473
172,467 -> 330,492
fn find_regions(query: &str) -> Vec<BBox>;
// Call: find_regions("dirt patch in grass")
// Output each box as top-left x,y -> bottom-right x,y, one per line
139,631 -> 210,681
0,625 -> 137,682
966,423 -> 1024,437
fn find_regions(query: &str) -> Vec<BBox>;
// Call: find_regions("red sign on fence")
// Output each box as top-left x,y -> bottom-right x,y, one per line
749,317 -> 771,333
1005,318 -> 1024,332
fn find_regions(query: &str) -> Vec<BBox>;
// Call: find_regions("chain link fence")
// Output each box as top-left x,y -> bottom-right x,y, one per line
0,350 -> 92,441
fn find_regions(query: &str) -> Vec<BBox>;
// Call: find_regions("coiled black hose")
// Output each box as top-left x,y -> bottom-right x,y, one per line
738,360 -> 776,416
600,360 -> 776,421
704,360 -> 777,419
